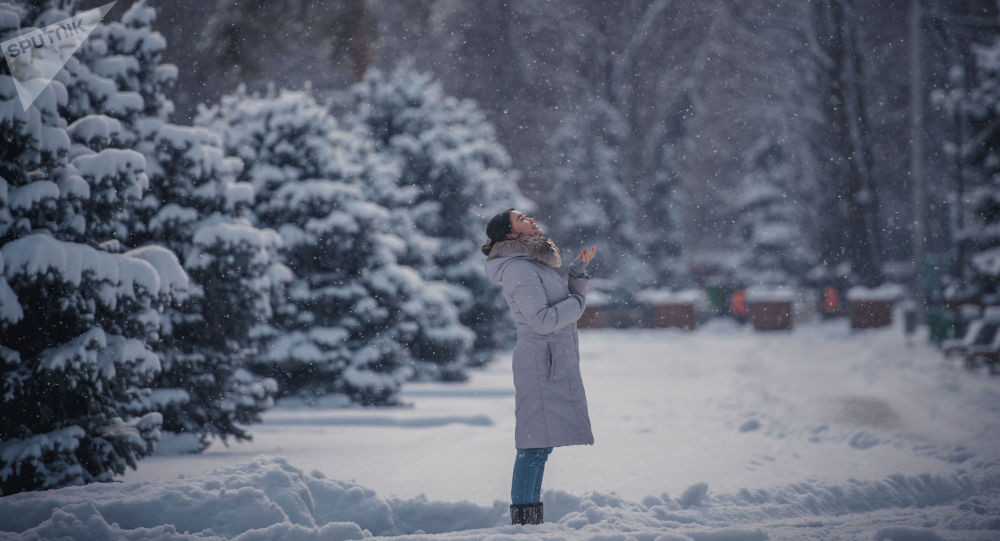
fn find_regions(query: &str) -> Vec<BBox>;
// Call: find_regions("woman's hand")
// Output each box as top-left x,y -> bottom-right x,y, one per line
579,246 -> 596,263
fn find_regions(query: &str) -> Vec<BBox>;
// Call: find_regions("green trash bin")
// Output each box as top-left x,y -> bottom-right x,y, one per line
705,285 -> 725,315
926,308 -> 954,346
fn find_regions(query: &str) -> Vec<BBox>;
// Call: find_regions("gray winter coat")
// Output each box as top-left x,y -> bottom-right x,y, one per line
484,236 -> 594,449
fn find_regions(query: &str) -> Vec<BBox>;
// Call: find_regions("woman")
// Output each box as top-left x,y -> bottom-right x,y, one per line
482,208 -> 597,526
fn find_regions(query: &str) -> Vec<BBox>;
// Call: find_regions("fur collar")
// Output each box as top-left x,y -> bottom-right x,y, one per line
487,235 -> 562,267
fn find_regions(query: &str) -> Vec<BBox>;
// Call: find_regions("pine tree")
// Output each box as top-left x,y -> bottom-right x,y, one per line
733,137 -> 814,287
351,63 -> 523,365
637,92 -> 690,289
141,124 -> 280,448
0,2 -> 186,494
955,37 -> 1000,305
200,87 -> 471,400
61,1 -> 280,449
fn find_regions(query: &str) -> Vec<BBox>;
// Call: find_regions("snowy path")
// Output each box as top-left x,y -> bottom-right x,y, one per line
4,319 -> 1000,539
128,319 -> 1000,503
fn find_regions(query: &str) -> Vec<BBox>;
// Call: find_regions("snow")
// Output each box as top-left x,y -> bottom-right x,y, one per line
753,222 -> 797,245
67,115 -> 122,144
98,334 -> 161,380
147,388 -> 191,411
745,285 -> 797,302
0,426 -> 85,487
223,181 -> 254,210
846,283 -> 907,302
39,126 -> 69,157
71,148 -> 147,186
55,167 -> 89,201
187,221 -> 281,270
635,288 -> 706,305
585,289 -> 612,306
0,6 -> 19,36
126,244 -> 189,298
100,91 -> 144,118
2,234 -> 164,308
4,320 -> 999,539
148,203 -> 199,234
6,181 -> 58,211
972,247 -> 1000,277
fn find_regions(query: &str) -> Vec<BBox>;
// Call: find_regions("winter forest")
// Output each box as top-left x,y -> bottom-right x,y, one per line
2,0 -> 1000,539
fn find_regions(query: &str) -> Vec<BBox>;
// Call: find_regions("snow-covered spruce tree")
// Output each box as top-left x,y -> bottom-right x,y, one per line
637,90 -> 693,290
955,37 -> 1000,305
351,63 -> 524,365
59,1 -> 280,449
550,98 -> 649,288
732,137 -> 814,287
138,125 -> 280,448
638,142 -> 689,289
0,2 -> 188,494
199,87 -> 471,399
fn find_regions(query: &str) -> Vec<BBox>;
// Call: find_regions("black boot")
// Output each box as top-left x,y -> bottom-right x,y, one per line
510,504 -> 528,525
526,502 -> 544,525
510,503 -> 544,525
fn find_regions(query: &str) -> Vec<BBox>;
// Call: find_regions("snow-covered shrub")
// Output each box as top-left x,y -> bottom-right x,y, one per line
351,62 -> 524,365
0,1 -> 184,493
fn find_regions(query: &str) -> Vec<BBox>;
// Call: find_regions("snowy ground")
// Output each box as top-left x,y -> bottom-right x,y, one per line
3,316 -> 1000,540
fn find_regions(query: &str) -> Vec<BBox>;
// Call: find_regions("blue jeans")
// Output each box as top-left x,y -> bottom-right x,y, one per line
511,447 -> 553,504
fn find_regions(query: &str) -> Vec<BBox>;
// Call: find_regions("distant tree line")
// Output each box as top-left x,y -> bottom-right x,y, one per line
155,0 -> 998,296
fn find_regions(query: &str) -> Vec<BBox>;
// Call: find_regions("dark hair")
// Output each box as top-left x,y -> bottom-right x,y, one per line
481,208 -> 515,256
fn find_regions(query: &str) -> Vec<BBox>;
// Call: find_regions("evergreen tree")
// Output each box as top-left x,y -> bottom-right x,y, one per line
0,2 -> 185,494
141,124 -> 280,447
62,1 -> 280,448
954,37 -> 1000,305
637,92 -> 691,289
733,137 -> 814,287
351,63 -> 524,364
550,98 -> 649,287
200,87 -> 472,400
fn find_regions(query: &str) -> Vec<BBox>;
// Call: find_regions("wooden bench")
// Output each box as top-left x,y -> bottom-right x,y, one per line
964,326 -> 1000,373
943,319 -> 1000,359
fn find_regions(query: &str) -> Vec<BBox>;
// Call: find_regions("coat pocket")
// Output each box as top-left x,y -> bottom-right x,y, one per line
545,342 -> 555,381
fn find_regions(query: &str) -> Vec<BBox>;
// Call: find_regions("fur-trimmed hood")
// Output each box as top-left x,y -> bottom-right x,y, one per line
487,235 -> 562,267
484,235 -> 563,284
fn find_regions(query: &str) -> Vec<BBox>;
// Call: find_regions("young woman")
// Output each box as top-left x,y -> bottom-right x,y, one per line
481,208 -> 597,526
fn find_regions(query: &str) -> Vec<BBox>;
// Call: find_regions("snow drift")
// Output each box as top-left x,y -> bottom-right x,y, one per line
2,456 -> 999,540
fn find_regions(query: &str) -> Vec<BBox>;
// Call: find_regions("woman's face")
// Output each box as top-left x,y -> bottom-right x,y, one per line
508,210 -> 542,238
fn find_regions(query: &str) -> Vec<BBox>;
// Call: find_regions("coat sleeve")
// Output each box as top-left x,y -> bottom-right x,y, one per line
567,255 -> 590,297
504,261 -> 585,335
